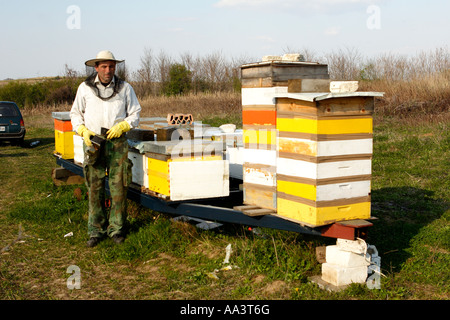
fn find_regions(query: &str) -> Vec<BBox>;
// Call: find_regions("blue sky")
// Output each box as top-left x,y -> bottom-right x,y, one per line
0,0 -> 448,79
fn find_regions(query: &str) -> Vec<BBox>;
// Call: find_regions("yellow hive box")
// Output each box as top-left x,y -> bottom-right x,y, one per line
276,116 -> 373,135
54,130 -> 74,159
243,126 -> 277,148
277,196 -> 371,227
146,154 -> 229,201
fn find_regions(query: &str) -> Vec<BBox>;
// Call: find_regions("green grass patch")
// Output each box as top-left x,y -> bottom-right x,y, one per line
0,116 -> 449,300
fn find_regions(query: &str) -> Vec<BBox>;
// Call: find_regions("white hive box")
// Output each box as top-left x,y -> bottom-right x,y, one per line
73,134 -> 84,166
226,146 -> 244,180
141,140 -> 229,201
128,149 -> 146,186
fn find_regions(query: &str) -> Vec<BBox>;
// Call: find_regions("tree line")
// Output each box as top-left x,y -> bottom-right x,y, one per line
1,46 -> 447,109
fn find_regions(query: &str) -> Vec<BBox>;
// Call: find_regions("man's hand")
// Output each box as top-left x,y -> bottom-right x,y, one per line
106,121 -> 131,139
76,125 -> 95,147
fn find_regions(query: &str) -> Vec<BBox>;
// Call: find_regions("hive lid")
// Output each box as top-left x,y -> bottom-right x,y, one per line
241,60 -> 325,69
52,111 -> 71,120
275,91 -> 384,102
134,139 -> 226,155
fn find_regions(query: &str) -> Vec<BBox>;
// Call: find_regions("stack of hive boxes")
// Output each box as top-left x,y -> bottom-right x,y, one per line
275,89 -> 383,226
52,112 -> 75,160
240,58 -> 329,210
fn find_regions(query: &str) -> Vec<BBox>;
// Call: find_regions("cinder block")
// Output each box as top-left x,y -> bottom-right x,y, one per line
321,262 -> 367,287
326,245 -> 370,268
336,238 -> 367,254
330,81 -> 359,93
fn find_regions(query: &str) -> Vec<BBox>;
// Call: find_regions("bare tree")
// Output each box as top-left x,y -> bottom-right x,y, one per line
155,50 -> 173,93
133,47 -> 156,96
325,47 -> 362,80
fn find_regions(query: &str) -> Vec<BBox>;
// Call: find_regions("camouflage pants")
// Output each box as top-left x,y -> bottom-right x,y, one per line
83,136 -> 132,238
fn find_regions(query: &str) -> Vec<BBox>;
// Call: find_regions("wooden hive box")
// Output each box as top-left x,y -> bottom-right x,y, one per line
52,112 -> 74,159
241,61 -> 329,88
141,140 -> 229,201
240,60 -> 330,210
275,92 -> 383,226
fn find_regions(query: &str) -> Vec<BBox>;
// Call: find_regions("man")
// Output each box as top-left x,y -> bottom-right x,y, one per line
70,50 -> 141,247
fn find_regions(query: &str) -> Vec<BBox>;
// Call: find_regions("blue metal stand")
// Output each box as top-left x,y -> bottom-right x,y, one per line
56,157 -> 371,240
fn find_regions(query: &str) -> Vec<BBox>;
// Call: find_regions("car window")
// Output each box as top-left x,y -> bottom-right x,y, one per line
0,105 -> 19,117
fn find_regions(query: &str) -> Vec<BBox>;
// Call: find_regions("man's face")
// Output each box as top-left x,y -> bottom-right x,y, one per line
95,60 -> 116,84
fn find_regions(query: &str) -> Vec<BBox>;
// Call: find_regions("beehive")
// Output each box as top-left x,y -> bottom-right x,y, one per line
52,112 -> 74,159
275,91 -> 383,226
128,149 -> 146,186
139,140 -> 229,201
240,60 -> 329,210
73,134 -> 84,165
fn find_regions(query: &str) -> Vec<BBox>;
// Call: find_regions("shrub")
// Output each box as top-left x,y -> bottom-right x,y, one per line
163,63 -> 192,96
0,77 -> 83,109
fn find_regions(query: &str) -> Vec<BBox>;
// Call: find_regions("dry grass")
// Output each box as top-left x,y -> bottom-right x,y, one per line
360,70 -> 450,118
22,91 -> 242,129
139,91 -> 241,120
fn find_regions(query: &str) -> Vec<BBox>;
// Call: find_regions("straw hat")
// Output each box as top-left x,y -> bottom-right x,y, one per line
85,50 -> 124,67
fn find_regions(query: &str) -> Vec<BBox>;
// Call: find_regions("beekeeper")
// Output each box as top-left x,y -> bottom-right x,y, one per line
70,50 -> 141,247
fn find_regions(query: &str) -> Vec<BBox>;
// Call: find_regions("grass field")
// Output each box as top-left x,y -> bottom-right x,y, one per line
0,93 -> 449,302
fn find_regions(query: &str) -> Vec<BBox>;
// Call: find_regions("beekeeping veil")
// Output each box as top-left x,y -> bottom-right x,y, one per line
84,50 -> 126,101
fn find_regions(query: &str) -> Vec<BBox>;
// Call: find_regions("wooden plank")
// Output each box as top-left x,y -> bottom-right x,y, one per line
233,205 -> 275,217
233,205 -> 260,211
242,208 -> 275,216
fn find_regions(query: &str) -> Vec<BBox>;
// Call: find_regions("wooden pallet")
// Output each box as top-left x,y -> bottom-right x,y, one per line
233,205 -> 276,217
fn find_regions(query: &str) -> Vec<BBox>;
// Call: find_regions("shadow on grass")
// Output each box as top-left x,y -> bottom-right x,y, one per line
0,136 -> 54,150
369,186 -> 449,274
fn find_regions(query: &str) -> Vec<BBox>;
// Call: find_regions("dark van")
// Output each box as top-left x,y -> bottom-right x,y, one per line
0,101 -> 26,145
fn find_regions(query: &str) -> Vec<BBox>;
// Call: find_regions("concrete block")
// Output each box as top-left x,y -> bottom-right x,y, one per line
282,53 -> 305,62
326,245 -> 370,267
330,81 -> 359,93
321,263 -> 367,286
336,238 -> 367,254
262,55 -> 282,62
